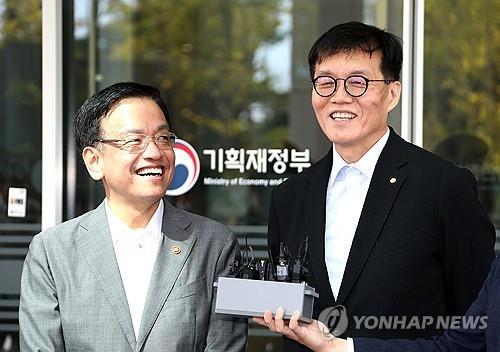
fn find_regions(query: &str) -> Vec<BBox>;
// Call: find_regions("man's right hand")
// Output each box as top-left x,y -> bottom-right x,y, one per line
252,307 -> 347,352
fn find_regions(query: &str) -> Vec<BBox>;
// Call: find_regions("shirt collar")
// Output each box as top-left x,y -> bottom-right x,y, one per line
105,199 -> 164,245
330,149 -> 349,184
330,127 -> 390,180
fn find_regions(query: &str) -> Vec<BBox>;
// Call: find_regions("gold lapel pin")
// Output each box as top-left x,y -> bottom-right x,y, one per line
171,245 -> 182,255
389,177 -> 397,184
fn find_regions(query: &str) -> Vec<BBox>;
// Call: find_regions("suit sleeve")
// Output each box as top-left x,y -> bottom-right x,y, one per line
439,167 -> 495,314
204,229 -> 248,352
353,256 -> 497,352
19,234 -> 65,352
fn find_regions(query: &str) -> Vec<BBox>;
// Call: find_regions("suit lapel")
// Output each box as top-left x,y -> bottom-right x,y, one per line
305,148 -> 337,307
336,129 -> 408,304
136,201 -> 196,350
76,203 -> 136,350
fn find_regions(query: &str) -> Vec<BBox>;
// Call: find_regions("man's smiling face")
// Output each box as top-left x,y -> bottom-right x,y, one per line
311,49 -> 401,161
95,97 -> 175,208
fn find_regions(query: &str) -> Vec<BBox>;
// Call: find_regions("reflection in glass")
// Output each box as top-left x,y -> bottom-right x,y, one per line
424,0 -> 500,227
0,0 -> 42,349
71,0 -> 292,225
0,1 -> 42,224
70,0 -> 404,229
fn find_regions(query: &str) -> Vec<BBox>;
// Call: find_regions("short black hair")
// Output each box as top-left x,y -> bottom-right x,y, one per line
74,81 -> 171,153
308,21 -> 402,81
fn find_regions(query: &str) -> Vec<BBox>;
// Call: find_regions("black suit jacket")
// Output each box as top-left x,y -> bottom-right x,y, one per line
267,129 -> 495,350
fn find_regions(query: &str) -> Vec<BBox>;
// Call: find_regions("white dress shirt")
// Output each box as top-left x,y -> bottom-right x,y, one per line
324,128 -> 390,299
105,199 -> 164,338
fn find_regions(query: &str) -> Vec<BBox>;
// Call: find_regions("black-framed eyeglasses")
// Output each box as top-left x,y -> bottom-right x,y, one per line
95,132 -> 176,153
312,75 -> 396,98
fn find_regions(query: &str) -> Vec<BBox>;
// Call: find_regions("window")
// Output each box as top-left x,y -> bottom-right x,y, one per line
0,0 -> 42,347
423,0 -> 500,229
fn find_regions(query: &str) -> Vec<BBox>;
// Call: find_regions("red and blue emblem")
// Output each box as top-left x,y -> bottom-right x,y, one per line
166,138 -> 200,196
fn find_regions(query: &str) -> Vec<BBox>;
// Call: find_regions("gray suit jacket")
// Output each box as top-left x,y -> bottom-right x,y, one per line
19,200 -> 248,351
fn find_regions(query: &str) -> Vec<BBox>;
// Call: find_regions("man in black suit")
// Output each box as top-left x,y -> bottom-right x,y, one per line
267,21 -> 495,350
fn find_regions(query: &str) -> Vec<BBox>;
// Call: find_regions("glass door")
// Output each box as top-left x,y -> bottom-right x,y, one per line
422,0 -> 500,239
0,0 -> 42,349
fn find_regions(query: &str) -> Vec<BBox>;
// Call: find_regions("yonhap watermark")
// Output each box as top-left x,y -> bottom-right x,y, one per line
352,315 -> 488,330
318,305 -> 487,338
318,305 -> 349,337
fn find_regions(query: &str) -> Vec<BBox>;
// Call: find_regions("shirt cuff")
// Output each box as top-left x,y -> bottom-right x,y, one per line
347,337 -> 355,352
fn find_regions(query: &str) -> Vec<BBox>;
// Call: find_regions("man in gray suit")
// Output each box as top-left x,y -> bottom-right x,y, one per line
19,82 -> 248,351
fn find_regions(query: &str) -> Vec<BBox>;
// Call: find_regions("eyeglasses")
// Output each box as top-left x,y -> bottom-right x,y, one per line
96,132 -> 176,153
312,75 -> 396,98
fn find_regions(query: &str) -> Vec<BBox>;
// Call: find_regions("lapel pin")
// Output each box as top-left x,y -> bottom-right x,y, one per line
389,177 -> 397,184
171,245 -> 182,255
